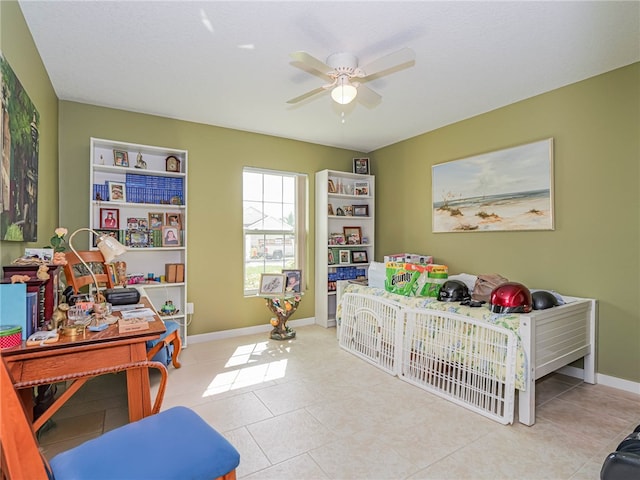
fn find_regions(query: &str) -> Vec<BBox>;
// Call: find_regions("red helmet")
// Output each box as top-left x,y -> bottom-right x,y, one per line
490,282 -> 532,314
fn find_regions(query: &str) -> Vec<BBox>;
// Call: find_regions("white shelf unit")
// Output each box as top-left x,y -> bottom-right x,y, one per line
315,169 -> 375,327
89,137 -> 189,345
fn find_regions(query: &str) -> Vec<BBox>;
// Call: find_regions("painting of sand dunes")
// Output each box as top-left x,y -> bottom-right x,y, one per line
432,139 -> 554,233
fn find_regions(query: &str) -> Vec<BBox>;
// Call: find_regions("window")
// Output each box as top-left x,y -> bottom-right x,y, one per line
243,168 -> 307,296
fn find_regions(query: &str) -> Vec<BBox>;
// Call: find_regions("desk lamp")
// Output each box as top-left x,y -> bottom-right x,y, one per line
68,227 -> 127,302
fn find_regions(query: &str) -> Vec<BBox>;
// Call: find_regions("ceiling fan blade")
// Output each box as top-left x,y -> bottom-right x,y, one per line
355,85 -> 382,108
358,47 -> 416,79
289,51 -> 333,77
286,86 -> 328,104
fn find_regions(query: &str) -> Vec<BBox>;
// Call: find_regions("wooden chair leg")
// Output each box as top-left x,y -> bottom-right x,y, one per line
169,330 -> 182,368
215,469 -> 236,480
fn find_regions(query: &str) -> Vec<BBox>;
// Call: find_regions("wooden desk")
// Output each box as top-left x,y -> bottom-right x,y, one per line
1,298 -> 165,427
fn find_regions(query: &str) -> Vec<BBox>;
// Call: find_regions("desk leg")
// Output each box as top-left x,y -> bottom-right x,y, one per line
126,344 -> 153,422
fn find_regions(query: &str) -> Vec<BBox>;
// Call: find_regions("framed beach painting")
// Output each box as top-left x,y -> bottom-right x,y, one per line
432,138 -> 554,233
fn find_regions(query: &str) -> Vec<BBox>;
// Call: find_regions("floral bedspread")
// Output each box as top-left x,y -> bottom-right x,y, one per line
337,283 -> 527,390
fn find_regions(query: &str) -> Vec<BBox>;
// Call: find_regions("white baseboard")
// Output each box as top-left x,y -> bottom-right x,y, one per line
558,365 -> 640,395
186,316 -> 317,344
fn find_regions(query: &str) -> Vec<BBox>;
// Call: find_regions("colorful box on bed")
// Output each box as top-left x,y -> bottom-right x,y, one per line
385,262 -> 448,297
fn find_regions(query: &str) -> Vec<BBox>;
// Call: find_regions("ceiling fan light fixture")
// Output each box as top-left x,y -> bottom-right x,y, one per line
331,78 -> 357,105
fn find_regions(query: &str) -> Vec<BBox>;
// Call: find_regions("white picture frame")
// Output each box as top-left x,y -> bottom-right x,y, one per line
259,273 -> 286,295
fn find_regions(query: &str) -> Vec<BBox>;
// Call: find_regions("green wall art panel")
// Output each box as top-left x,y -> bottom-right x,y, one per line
1,51 -> 40,242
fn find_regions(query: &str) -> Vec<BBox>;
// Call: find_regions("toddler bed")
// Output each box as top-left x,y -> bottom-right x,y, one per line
336,283 -> 596,425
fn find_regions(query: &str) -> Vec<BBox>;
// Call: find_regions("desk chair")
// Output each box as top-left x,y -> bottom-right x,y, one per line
0,357 -> 240,480
63,250 -> 115,296
63,251 -> 182,368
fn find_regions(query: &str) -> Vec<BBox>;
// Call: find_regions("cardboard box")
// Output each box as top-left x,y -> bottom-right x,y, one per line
176,263 -> 185,283
383,253 -> 434,265
165,264 -> 177,283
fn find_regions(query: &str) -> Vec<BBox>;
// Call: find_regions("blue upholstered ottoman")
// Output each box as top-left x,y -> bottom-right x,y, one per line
49,406 -> 240,479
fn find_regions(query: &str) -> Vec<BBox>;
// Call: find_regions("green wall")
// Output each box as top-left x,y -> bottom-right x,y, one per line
58,102 -> 361,334
374,63 -> 640,383
0,1 -> 59,267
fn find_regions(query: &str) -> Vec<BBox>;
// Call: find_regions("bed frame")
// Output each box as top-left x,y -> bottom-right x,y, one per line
337,286 -> 597,426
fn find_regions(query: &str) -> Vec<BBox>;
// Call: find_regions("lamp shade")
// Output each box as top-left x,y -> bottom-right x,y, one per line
331,78 -> 357,105
97,234 -> 127,262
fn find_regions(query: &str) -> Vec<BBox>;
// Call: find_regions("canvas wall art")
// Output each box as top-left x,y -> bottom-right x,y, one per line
1,52 -> 40,241
432,138 -> 554,233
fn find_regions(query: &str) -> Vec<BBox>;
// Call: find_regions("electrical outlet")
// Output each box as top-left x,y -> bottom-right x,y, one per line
186,302 -> 194,314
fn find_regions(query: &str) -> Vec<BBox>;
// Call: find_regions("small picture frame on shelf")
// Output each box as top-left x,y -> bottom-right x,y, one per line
93,230 -> 119,248
127,217 -> 141,230
107,181 -> 126,202
100,208 -> 119,230
259,273 -> 286,295
161,226 -> 181,247
328,204 -> 334,216
165,213 -> 182,229
148,212 -> 164,229
343,205 -> 353,216
282,269 -> 302,293
351,250 -> 368,264
343,226 -> 362,245
353,157 -> 370,175
329,233 -> 345,245
339,250 -> 351,265
126,229 -> 150,248
354,181 -> 369,196
328,250 -> 336,265
328,179 -> 337,193
113,150 -> 129,167
353,205 -> 369,217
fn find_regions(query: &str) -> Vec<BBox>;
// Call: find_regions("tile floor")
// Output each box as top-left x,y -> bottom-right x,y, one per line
39,325 -> 639,479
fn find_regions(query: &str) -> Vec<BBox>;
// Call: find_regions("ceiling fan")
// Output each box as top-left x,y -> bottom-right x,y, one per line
287,47 -> 416,107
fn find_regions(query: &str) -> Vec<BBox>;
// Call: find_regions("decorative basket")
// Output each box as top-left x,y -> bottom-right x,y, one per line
0,325 -> 22,349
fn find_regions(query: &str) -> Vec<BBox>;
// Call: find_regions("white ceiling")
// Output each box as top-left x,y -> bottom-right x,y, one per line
19,1 -> 640,153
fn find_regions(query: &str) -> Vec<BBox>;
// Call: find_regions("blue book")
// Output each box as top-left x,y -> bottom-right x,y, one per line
25,291 -> 38,337
0,283 -> 27,340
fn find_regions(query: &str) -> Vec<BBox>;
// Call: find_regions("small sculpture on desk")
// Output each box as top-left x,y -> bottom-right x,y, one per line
49,303 -> 70,331
265,295 -> 301,340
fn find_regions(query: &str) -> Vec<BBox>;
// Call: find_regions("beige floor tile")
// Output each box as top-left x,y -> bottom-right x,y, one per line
39,411 -> 104,447
192,391 -> 273,432
243,453 -> 330,479
223,426 -> 271,478
247,409 -> 336,464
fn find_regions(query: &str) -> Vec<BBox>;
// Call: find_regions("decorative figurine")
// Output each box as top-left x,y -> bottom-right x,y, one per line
135,152 -> 147,169
160,300 -> 178,316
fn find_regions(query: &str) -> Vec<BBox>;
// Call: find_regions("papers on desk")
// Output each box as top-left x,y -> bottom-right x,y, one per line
120,308 -> 156,319
118,317 -> 150,333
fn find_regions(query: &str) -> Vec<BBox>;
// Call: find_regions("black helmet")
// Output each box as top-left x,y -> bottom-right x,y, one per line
438,280 -> 471,302
531,290 -> 559,310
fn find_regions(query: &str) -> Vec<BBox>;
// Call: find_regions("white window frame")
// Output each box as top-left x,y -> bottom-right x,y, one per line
243,167 -> 307,296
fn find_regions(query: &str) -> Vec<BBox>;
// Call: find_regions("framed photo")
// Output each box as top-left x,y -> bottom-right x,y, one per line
100,208 -> 119,230
328,179 -> 337,193
353,205 -> 369,217
343,226 -> 362,245
93,229 -> 119,248
353,157 -> 370,175
343,205 -> 353,216
125,229 -> 149,248
148,212 -> 164,230
329,233 -> 345,245
282,269 -> 302,293
126,217 -> 141,229
432,138 -> 554,232
354,181 -> 369,196
165,213 -> 183,229
351,250 -> 368,264
113,149 -> 129,167
107,181 -> 126,202
328,249 -> 335,265
339,250 -> 351,265
161,226 -> 181,246
328,204 -> 334,216
259,273 -> 286,295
